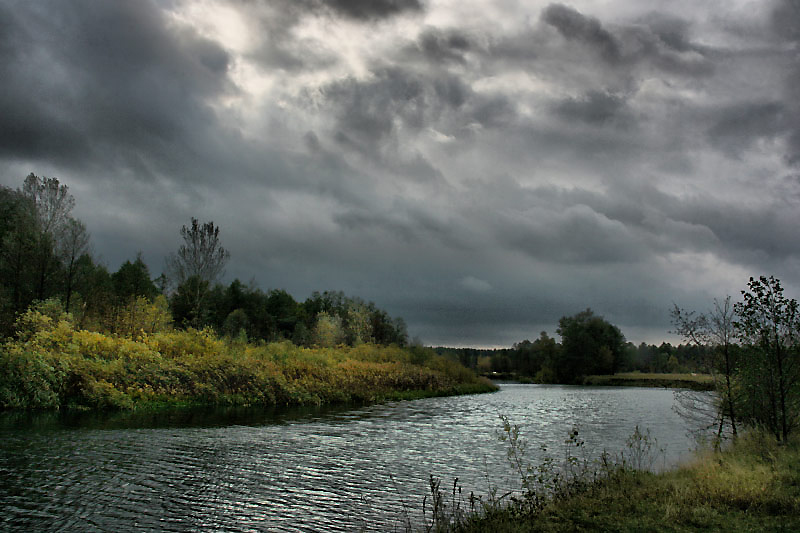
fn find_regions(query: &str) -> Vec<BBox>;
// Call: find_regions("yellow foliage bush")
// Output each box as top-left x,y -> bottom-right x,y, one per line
1,313 -> 492,411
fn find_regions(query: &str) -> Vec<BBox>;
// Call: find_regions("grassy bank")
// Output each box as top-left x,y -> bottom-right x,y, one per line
465,434 -> 799,531
0,307 -> 496,411
583,372 -> 715,391
422,428 -> 800,532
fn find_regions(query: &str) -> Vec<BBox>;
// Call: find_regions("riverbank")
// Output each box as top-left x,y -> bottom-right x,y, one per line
583,372 -> 715,391
0,314 -> 496,411
442,431 -> 800,532
480,372 -> 715,390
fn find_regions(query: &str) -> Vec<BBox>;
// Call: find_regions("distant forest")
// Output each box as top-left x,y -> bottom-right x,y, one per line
0,174 -> 408,346
435,310 -> 711,384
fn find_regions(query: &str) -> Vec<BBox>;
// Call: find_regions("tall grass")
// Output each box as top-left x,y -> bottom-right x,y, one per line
415,420 -> 800,532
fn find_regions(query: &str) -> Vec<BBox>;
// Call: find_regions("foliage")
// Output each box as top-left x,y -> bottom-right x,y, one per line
734,276 -> 800,442
0,314 -> 494,411
555,309 -> 626,383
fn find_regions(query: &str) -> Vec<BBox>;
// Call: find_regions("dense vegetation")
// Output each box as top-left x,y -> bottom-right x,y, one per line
0,300 -> 492,410
0,174 -> 408,346
0,174 -> 492,410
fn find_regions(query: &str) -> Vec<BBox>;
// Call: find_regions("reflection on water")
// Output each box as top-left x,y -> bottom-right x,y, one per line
0,384 -> 707,531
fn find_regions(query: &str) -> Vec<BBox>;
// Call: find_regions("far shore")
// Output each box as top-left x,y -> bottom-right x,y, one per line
482,371 -> 715,391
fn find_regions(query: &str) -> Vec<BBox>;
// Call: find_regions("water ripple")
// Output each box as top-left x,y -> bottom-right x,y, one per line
0,384 -> 706,531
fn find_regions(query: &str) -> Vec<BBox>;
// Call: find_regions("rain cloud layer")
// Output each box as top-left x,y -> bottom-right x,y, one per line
2,0 -> 799,346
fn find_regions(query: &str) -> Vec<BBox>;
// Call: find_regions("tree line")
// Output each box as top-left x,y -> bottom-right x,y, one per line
0,174 -> 407,347
437,309 -> 711,383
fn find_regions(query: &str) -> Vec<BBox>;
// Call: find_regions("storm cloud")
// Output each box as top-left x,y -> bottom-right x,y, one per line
2,0 -> 799,347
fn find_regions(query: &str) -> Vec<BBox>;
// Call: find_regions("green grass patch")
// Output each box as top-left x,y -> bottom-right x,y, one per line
583,372 -> 715,390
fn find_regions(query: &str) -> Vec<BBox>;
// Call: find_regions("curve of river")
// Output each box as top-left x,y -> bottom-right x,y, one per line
1,384 -> 708,531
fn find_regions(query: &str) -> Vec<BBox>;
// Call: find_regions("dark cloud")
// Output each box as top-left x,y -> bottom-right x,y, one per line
319,0 -> 423,20
771,0 -> 800,43
539,4 -> 713,77
0,0 -> 232,178
321,66 -> 474,156
3,0 -> 800,347
770,0 -> 800,164
542,3 -> 622,63
324,68 -> 424,150
415,27 -> 472,64
638,13 -> 694,52
552,91 -> 632,126
707,101 -> 789,157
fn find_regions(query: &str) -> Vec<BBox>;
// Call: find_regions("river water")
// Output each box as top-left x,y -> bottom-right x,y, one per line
0,384 -> 707,531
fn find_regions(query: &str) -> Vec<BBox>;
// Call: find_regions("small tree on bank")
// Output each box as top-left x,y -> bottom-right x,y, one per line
671,296 -> 739,442
734,276 -> 800,443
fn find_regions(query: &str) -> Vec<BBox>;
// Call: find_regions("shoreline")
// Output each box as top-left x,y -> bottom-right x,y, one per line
481,372 -> 715,391
456,430 -> 799,532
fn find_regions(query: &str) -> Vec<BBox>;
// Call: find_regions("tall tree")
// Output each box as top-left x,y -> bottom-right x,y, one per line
22,174 -> 75,301
166,218 -> 230,287
113,254 -> 158,303
0,186 -> 36,328
59,218 -> 90,310
734,276 -> 800,442
166,218 -> 230,328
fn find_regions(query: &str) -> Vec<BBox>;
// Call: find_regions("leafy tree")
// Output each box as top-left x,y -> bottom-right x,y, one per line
59,218 -> 90,310
0,187 -> 34,331
734,276 -> 800,442
0,176 -> 90,334
344,300 -> 373,345
266,289 -> 300,340
170,275 -> 210,328
312,311 -> 344,347
555,309 -> 625,383
113,295 -> 172,336
70,254 -> 114,330
112,254 -> 158,303
510,332 -> 560,379
22,174 -> 76,301
223,308 -> 250,339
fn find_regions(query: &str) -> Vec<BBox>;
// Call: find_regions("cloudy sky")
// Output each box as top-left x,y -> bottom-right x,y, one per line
1,0 -> 799,347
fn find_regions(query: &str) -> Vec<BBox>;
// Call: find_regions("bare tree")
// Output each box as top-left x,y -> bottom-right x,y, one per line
671,297 -> 738,444
166,218 -> 230,286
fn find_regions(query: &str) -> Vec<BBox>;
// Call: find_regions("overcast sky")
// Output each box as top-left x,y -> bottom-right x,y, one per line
2,0 -> 799,347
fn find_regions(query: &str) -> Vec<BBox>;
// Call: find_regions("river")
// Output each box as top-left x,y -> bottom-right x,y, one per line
0,384 -> 708,531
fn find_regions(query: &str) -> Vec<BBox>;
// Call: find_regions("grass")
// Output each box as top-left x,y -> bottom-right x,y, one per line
583,372 -> 715,391
422,428 -> 800,532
